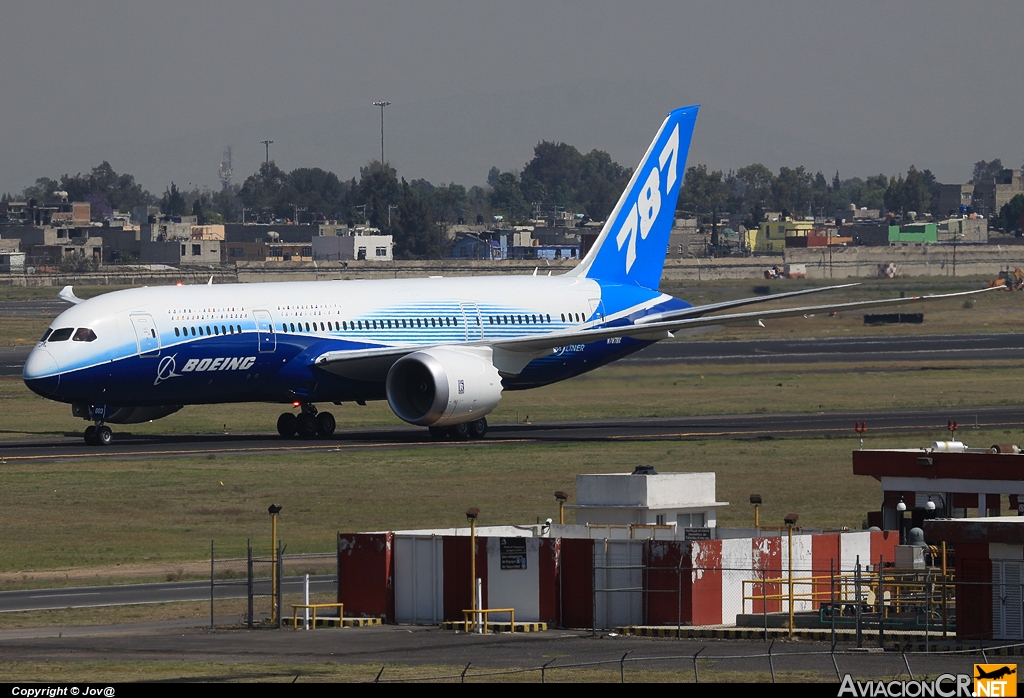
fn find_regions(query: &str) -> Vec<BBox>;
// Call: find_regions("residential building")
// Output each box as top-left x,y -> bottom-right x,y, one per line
744,218 -> 814,254
312,229 -> 392,261
937,217 -> 988,244
140,238 -> 222,265
937,184 -> 975,216
973,169 -> 1024,219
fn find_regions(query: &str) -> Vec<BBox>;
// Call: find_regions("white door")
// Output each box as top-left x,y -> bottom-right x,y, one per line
993,560 -> 1024,640
395,536 -> 443,625
130,313 -> 160,357
594,539 -> 644,629
253,309 -> 276,353
460,303 -> 483,341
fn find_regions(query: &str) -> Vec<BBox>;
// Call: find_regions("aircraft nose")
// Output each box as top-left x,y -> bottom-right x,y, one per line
23,348 -> 60,397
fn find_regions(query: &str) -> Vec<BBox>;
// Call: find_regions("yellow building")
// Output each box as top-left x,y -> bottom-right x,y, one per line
744,218 -> 815,254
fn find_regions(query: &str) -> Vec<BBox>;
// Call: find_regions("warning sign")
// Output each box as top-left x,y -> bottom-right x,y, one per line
500,538 -> 527,570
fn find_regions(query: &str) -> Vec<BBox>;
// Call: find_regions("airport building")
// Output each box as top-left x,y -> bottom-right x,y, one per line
334,467 -> 899,632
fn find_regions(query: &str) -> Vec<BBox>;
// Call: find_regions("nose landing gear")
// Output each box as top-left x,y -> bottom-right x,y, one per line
277,404 -> 336,439
84,423 -> 113,446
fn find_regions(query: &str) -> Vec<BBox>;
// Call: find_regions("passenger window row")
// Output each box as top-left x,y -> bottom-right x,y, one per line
174,325 -> 242,338
280,317 -> 464,333
488,313 -> 552,326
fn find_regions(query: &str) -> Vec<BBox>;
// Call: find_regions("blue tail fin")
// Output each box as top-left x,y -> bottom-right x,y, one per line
569,105 -> 698,288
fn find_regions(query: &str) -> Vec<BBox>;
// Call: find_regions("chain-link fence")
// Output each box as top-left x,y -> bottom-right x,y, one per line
591,551 -> 1024,647
209,541 -> 338,629
360,641 -> 1024,683
281,551 -> 340,629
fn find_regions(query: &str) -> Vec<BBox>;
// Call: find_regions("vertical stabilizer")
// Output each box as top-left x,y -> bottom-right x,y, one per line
568,105 -> 698,288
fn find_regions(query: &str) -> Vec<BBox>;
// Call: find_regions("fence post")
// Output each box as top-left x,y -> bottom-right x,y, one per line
276,541 -> 284,630
210,540 -> 215,629
620,651 -> 631,684
902,650 -> 914,681
878,554 -> 885,649
925,575 -> 932,653
767,639 -> 776,684
247,539 -> 253,630
830,558 -> 836,652
677,560 -> 683,639
592,541 -> 597,637
762,567 -> 768,642
541,658 -> 555,684
692,646 -> 706,684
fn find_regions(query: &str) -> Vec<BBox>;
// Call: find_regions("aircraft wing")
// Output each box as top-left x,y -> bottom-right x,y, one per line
313,286 -> 998,379
497,286 -> 999,353
641,282 -> 860,323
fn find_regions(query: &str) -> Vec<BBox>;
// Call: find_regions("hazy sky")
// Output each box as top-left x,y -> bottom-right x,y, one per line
1,1 -> 1022,197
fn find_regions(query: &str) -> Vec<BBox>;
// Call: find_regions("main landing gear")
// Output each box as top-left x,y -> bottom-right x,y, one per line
429,417 -> 487,441
83,423 -> 113,446
277,404 -> 336,439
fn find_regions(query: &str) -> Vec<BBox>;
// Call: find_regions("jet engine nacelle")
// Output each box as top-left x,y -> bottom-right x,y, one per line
385,347 -> 502,427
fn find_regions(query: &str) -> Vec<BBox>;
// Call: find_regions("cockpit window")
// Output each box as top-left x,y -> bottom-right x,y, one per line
48,328 -> 74,342
40,328 -> 53,342
73,328 -> 98,342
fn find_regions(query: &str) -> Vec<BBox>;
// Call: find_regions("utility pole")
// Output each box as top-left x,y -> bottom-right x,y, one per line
260,140 -> 274,165
372,101 -> 391,165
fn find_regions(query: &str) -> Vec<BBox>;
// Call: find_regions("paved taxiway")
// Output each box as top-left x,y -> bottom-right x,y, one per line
0,622 -> 988,679
0,405 -> 1017,463
0,576 -> 336,613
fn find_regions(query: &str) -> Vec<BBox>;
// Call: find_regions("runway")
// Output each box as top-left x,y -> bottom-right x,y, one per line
0,405 -> 1017,463
3,331 -> 1023,377
0,575 -> 336,613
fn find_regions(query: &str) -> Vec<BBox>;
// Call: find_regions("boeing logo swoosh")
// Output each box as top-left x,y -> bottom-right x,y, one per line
154,354 -> 181,385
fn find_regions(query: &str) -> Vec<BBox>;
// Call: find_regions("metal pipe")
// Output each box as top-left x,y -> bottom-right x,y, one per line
270,513 -> 278,623
210,540 -> 214,629
787,524 -> 794,637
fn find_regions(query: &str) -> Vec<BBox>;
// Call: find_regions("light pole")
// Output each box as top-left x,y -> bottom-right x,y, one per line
260,140 -> 274,165
466,507 -> 479,624
554,491 -> 568,525
784,512 -> 799,637
268,503 -> 282,622
896,497 -> 907,544
373,101 -> 391,165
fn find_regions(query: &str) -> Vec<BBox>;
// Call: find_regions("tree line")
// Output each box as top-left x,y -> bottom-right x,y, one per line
4,149 -> 1023,258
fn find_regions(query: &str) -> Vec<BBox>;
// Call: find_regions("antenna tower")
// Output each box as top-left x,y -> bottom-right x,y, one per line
218,147 -> 233,190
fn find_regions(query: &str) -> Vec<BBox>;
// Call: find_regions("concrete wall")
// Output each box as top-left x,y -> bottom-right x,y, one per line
7,243 -> 1024,286
576,472 -> 717,508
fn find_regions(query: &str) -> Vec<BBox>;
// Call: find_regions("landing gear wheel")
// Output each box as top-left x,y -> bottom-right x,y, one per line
428,426 -> 447,440
315,412 -> 336,437
96,425 -> 113,446
84,425 -> 98,445
447,422 -> 470,440
277,413 -> 297,438
295,412 -> 317,439
468,418 -> 488,439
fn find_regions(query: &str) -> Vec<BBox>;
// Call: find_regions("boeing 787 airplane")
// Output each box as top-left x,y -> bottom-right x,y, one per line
22,106 -> 982,445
